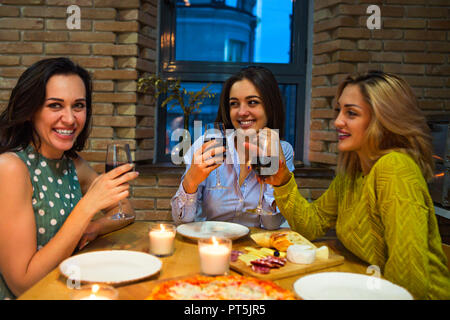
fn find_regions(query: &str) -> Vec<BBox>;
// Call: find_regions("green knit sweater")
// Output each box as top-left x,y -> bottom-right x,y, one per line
274,151 -> 450,300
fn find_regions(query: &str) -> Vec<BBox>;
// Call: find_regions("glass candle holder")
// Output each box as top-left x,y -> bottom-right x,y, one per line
198,237 -> 232,276
71,284 -> 119,300
149,223 -> 176,257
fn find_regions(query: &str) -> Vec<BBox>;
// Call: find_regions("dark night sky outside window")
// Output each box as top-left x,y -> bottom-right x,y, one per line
156,0 -> 308,163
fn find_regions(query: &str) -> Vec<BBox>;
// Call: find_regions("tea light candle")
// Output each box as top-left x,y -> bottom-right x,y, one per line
149,223 -> 176,256
71,284 -> 118,300
198,237 -> 232,276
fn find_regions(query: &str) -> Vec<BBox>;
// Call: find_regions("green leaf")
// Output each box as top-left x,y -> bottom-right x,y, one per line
137,75 -> 214,116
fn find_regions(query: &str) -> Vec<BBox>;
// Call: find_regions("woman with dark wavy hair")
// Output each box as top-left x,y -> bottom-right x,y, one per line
259,70 -> 450,299
0,57 -> 139,299
216,65 -> 286,137
171,66 -> 294,229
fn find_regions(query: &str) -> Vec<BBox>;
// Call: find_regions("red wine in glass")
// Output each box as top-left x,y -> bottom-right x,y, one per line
251,155 -> 278,177
105,162 -> 128,173
204,135 -> 227,159
246,131 -> 275,216
204,122 -> 229,190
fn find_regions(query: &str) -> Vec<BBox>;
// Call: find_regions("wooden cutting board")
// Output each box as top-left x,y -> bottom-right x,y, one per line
230,245 -> 345,280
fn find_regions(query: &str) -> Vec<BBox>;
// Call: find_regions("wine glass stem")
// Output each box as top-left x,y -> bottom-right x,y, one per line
118,200 -> 123,214
257,181 -> 264,209
216,167 -> 221,186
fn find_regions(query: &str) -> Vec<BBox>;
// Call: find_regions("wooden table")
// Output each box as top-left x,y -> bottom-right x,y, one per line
18,221 -> 369,300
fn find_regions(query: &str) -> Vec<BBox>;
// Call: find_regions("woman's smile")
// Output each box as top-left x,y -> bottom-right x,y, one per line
32,74 -> 87,159
53,128 -> 76,139
229,79 -> 268,132
337,129 -> 351,140
334,84 -> 371,155
238,119 -> 257,129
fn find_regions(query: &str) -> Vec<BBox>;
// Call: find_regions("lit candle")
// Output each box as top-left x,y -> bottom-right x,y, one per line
81,284 -> 110,300
198,237 -> 232,276
149,223 -> 176,256
71,284 -> 118,300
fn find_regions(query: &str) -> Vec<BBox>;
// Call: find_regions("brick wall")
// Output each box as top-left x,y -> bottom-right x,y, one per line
310,0 -> 450,242
0,0 -> 157,165
310,0 -> 450,165
0,0 -> 159,219
133,165 -> 336,221
132,169 -> 180,221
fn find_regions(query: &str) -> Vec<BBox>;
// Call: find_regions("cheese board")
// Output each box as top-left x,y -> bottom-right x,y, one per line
230,245 -> 345,280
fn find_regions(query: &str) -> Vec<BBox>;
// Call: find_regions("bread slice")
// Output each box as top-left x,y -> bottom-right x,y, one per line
250,232 -> 272,248
250,230 -> 316,252
270,231 -> 316,251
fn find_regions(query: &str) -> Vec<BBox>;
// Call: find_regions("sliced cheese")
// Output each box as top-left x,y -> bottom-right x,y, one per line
316,246 -> 329,260
243,247 -> 267,259
286,244 -> 316,264
259,248 -> 275,256
237,247 -> 288,266
238,255 -> 258,266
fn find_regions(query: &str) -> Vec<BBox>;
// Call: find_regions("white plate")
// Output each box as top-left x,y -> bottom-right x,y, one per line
294,272 -> 413,300
59,250 -> 162,285
176,221 -> 250,241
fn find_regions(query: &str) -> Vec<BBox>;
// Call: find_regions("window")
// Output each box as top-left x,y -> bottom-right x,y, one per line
163,82 -> 222,155
157,0 -> 309,163
226,39 -> 246,62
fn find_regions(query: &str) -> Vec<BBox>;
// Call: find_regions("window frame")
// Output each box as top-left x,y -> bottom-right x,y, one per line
156,0 -> 309,163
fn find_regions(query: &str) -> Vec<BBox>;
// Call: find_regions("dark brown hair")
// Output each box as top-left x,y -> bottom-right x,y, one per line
0,57 -> 92,158
215,66 -> 286,138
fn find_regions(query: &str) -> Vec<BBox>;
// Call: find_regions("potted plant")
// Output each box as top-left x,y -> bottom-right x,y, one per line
137,74 -> 216,131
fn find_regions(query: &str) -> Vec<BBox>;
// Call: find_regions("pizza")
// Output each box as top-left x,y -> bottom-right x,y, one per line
147,275 -> 296,300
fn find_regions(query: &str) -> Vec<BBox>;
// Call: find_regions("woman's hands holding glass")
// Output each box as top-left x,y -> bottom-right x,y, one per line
245,128 -> 291,187
80,143 -> 138,221
245,129 -> 275,215
82,160 -> 138,219
204,123 -> 229,190
104,143 -> 136,220
182,123 -> 228,194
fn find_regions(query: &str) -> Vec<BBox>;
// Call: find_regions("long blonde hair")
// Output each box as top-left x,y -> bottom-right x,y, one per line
336,71 -> 434,182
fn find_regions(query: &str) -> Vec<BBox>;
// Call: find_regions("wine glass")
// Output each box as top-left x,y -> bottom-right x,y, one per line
246,130 -> 277,216
105,143 -> 135,221
204,122 -> 229,190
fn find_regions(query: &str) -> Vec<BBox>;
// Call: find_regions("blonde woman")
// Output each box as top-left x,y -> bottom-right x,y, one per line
261,71 -> 450,299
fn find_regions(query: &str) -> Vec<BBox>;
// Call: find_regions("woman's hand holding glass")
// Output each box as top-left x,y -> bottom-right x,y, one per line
182,139 -> 227,194
258,148 -> 291,188
81,162 -> 138,217
245,128 -> 291,187
105,143 -> 136,220
245,129 -> 274,215
263,160 -> 291,187
204,122 -> 229,190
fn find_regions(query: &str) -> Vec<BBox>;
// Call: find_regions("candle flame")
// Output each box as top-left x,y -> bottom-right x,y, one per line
160,224 -> 165,232
212,236 -> 218,246
92,284 -> 100,294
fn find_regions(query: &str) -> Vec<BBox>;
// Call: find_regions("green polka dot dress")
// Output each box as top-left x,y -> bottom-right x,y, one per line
0,145 -> 82,300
